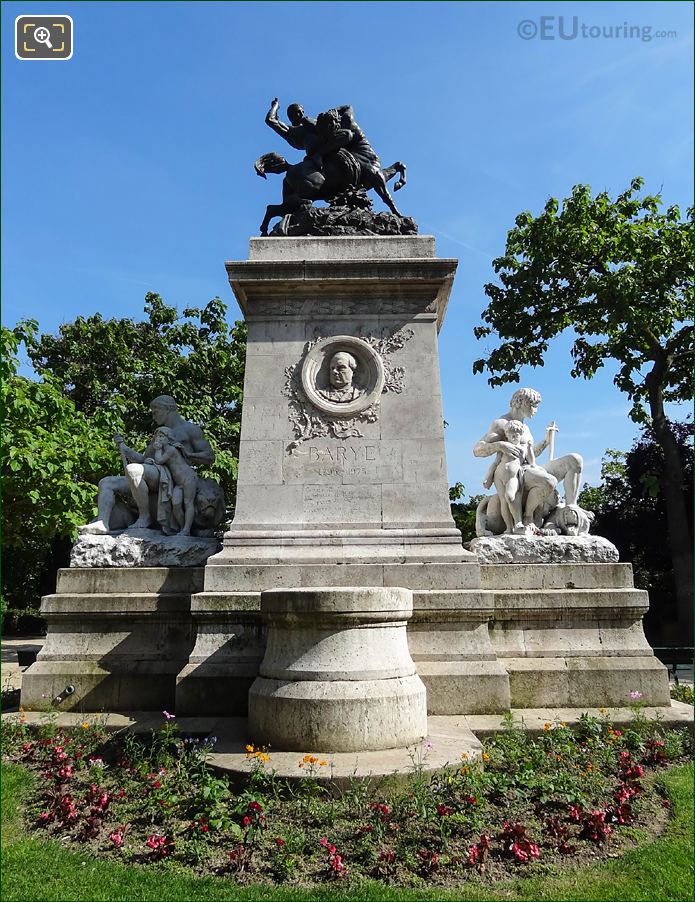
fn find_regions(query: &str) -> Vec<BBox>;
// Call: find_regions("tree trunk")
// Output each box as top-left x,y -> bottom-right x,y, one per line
646,368 -> 693,640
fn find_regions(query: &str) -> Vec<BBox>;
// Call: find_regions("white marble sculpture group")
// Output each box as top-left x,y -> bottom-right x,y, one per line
473,387 -> 593,538
79,395 -> 225,541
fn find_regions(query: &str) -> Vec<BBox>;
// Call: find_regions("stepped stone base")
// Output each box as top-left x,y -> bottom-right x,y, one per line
20,568 -> 202,712
23,560 -> 671,717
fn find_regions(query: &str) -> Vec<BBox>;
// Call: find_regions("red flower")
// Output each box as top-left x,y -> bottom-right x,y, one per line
568,804 -> 583,823
274,837 -> 286,846
436,803 -> 453,817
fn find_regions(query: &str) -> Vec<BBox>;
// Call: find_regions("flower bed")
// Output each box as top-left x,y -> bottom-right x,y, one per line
1,707 -> 691,889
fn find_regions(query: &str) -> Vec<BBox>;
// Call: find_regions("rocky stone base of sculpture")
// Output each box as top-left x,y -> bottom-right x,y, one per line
70,530 -> 221,569
467,535 -> 619,565
248,587 -> 428,752
269,191 -> 418,237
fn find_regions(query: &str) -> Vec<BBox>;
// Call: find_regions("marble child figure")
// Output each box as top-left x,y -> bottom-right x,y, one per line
482,419 -> 531,534
147,427 -> 198,536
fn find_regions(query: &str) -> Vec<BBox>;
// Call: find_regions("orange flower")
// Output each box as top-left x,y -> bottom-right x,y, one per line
543,723 -> 551,731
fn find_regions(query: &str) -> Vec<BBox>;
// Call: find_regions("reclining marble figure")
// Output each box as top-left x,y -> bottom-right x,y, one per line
79,395 -> 224,537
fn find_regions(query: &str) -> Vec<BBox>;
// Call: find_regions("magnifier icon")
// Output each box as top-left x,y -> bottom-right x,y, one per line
33,26 -> 53,49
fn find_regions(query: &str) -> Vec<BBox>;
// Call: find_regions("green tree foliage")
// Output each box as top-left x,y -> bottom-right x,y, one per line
3,296 -> 246,627
475,178 -> 693,633
449,483 -> 482,542
24,293 -> 246,505
2,323 -> 121,624
579,424 -> 693,643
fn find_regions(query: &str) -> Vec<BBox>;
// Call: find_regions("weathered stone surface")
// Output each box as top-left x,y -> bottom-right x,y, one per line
176,592 -> 264,717
480,562 -> 634,590
468,535 -> 619,564
248,587 -> 427,751
248,235 -> 435,261
212,237 -> 466,571
20,566 -> 198,712
71,531 -> 221,569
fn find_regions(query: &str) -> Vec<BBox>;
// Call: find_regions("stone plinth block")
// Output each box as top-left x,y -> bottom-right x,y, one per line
176,593 -> 264,716
21,568 -> 201,712
248,587 -> 427,752
409,591 -> 510,715
484,564 -> 670,708
71,530 -> 221,568
468,535 -> 619,564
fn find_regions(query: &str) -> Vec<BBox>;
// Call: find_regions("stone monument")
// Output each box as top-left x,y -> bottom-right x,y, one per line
22,100 -> 675,748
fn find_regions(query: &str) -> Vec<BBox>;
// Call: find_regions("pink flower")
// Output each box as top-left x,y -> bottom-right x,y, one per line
162,710 -> 175,720
630,690 -> 643,701
319,837 -> 329,847
109,831 -> 125,847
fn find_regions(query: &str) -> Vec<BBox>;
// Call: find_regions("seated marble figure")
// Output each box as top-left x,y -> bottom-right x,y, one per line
79,395 -> 224,537
473,387 -> 590,537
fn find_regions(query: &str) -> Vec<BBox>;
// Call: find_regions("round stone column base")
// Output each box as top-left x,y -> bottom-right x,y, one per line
249,673 -> 427,752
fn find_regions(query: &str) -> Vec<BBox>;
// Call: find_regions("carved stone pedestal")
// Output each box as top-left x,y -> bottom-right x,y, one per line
207,235 -> 472,570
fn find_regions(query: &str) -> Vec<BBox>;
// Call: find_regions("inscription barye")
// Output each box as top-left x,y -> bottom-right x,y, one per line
283,329 -> 414,453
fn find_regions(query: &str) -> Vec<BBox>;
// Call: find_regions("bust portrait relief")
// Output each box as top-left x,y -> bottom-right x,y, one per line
300,335 -> 385,418
318,352 -> 366,403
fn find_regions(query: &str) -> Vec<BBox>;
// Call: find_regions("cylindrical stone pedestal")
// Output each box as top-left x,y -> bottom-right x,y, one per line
248,587 -> 427,752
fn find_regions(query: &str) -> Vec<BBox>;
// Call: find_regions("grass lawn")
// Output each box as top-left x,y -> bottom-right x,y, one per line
2,760 -> 693,902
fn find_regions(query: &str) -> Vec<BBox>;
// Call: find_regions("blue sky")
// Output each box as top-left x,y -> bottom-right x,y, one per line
3,0 -> 693,492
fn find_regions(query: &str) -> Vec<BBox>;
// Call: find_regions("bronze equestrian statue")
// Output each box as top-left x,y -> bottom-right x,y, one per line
255,99 -> 408,237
